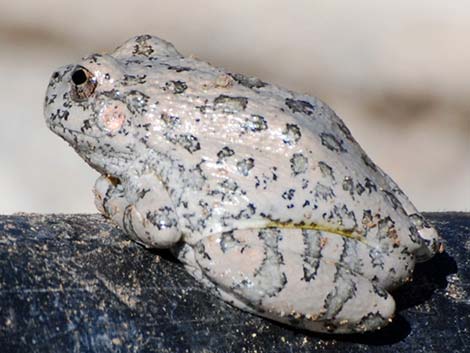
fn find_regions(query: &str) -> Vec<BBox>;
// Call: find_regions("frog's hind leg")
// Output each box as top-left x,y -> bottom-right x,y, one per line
193,228 -> 396,334
172,243 -> 260,316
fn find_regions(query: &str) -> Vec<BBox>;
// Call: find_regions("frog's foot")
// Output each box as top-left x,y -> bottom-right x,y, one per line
94,175 -> 127,222
93,174 -> 181,248
193,228 -> 395,334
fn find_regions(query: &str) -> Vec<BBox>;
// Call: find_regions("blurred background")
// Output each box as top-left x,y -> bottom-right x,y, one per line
0,0 -> 468,213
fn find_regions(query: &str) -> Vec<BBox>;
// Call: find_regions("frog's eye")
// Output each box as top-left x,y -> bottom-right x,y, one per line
70,66 -> 97,102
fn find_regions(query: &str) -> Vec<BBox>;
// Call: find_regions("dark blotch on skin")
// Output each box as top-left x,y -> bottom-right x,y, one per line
234,203 -> 257,220
364,178 -> 377,194
166,80 -> 188,94
44,93 -> 57,106
217,146 -> 235,160
285,98 -> 316,116
282,188 -> 296,200
314,183 -> 335,201
219,231 -> 239,253
125,90 -> 150,115
356,183 -> 365,195
336,120 -> 355,142
301,231 -> 322,282
290,153 -> 308,175
146,207 -> 177,230
228,73 -> 267,89
237,158 -> 255,176
220,179 -> 238,192
243,114 -> 268,132
362,153 -> 378,172
214,95 -> 248,112
161,113 -> 180,127
122,74 -> 147,86
132,35 -> 154,57
383,190 -> 406,214
334,204 -> 357,229
49,109 -> 70,122
362,210 -> 373,226
320,132 -> 347,153
85,54 -> 103,64
342,176 -> 355,198
282,123 -> 302,145
167,65 -> 192,72
177,134 -> 201,153
318,161 -> 335,180
80,119 -> 92,133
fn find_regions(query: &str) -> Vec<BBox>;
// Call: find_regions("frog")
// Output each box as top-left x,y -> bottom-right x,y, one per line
44,35 -> 442,334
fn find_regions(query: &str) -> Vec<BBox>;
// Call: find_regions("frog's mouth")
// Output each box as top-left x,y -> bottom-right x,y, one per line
47,120 -> 104,152
48,120 -> 108,141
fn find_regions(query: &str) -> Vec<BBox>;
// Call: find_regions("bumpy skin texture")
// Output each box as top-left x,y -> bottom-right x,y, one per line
44,35 -> 441,334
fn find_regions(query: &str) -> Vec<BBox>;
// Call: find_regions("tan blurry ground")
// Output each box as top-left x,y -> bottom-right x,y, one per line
0,0 -> 468,213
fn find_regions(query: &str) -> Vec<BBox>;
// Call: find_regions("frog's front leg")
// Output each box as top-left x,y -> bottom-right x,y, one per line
93,174 -> 181,248
193,228 -> 395,334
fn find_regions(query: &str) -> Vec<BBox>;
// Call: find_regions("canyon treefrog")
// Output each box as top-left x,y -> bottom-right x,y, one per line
44,35 -> 441,333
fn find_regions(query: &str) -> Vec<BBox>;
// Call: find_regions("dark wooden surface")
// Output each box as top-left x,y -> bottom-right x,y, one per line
0,213 -> 469,353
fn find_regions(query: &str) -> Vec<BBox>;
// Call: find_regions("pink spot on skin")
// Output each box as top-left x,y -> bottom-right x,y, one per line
101,105 -> 126,132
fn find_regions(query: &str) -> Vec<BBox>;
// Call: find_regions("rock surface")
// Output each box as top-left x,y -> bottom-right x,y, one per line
0,213 -> 469,353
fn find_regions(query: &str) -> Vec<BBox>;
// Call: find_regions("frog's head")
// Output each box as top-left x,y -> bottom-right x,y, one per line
44,35 -> 182,180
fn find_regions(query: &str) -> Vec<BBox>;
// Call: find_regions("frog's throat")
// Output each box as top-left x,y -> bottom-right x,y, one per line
266,220 -> 366,243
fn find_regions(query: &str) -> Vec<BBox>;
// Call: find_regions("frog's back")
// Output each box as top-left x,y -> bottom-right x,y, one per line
114,36 -> 436,260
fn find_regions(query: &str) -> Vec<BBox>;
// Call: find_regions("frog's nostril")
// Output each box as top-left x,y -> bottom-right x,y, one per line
72,69 -> 88,85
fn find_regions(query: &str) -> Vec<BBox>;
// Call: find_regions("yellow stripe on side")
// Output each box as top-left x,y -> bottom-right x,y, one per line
266,221 -> 367,243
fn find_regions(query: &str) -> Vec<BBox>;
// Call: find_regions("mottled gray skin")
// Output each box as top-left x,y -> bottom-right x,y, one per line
44,35 -> 441,334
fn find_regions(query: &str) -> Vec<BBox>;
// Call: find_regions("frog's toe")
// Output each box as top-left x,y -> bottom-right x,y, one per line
93,175 -> 126,218
93,175 -> 112,215
409,213 -> 442,262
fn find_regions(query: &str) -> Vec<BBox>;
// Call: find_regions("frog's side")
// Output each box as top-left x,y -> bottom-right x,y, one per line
44,35 -> 441,334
